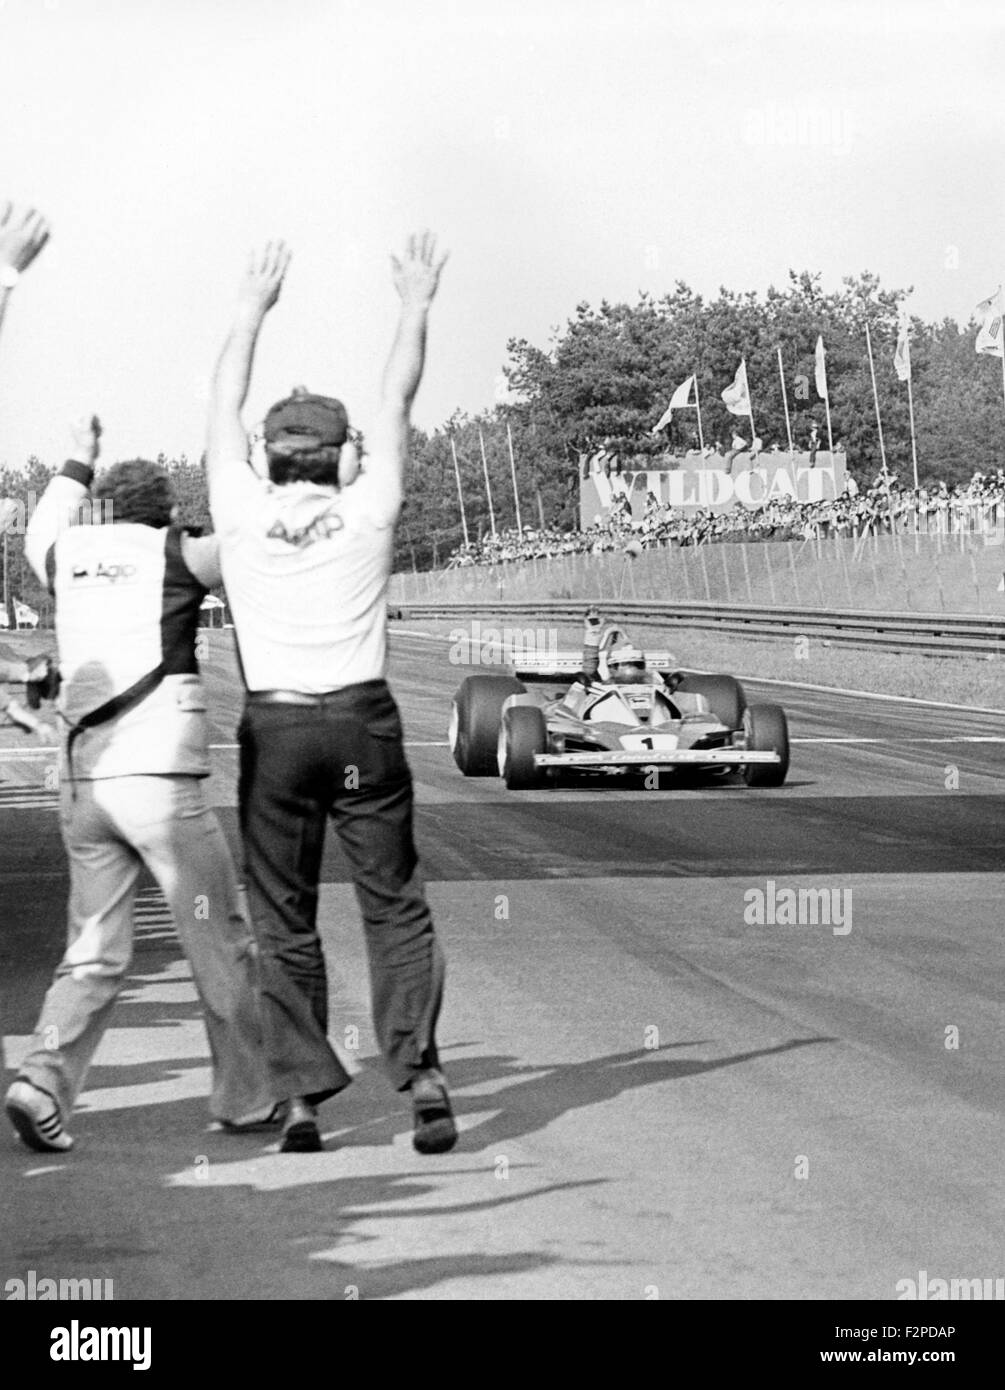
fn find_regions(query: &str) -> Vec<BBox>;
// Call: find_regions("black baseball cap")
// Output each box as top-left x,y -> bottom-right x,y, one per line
264,388 -> 349,451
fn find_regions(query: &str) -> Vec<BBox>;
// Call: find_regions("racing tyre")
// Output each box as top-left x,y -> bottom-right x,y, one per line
498,705 -> 547,790
742,703 -> 789,786
449,675 -> 526,776
675,674 -> 747,731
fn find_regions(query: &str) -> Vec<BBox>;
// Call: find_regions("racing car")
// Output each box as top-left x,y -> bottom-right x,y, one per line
448,618 -> 790,791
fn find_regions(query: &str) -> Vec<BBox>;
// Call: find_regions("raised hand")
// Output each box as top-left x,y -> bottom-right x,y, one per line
69,414 -> 102,466
238,241 -> 292,316
390,231 -> 448,310
0,202 -> 51,277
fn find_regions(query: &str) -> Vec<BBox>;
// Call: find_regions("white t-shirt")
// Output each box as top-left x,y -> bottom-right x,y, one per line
212,461 -> 400,693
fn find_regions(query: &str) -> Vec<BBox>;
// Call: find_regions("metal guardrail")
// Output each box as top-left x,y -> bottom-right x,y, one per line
388,599 -> 1005,657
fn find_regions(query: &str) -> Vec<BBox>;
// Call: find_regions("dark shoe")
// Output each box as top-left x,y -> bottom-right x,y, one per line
5,1079 -> 74,1153
280,1097 -> 322,1153
411,1070 -> 457,1155
218,1102 -> 284,1134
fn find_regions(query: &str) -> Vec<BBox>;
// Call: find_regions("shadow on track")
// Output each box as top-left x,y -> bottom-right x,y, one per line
326,1038 -> 834,1153
3,921 -> 831,1301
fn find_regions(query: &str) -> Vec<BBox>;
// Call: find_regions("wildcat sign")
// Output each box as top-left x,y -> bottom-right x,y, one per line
579,451 -> 847,526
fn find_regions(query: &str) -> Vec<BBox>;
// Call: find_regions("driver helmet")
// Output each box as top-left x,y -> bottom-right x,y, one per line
607,643 -> 646,683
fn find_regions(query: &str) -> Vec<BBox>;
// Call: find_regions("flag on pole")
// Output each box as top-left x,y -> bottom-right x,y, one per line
893,316 -> 912,382
975,288 -> 1004,358
814,335 -> 828,399
721,359 -> 751,416
13,599 -> 38,628
651,375 -> 697,433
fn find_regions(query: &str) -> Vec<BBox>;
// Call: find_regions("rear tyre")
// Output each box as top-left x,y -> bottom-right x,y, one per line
674,674 -> 747,730
449,675 -> 526,776
499,705 -> 548,790
742,703 -> 790,786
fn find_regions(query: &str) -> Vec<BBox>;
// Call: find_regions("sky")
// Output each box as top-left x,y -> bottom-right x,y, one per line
0,0 -> 1002,469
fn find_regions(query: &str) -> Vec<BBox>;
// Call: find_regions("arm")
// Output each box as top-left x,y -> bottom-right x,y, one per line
0,201 -> 51,349
206,241 -> 291,503
581,607 -> 602,684
364,232 -> 448,510
25,415 -> 101,584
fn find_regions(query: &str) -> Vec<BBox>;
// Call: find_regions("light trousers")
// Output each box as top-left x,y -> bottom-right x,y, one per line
18,775 -> 285,1124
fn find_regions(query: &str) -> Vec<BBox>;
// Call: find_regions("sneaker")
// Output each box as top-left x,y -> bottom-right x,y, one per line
5,1079 -> 74,1153
280,1097 -> 322,1153
411,1069 -> 457,1155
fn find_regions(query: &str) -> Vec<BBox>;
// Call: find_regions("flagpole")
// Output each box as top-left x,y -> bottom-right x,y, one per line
864,320 -> 888,473
450,437 -> 470,547
822,375 -> 835,459
478,426 -> 497,538
776,346 -> 794,459
505,422 -> 523,535
864,317 -> 894,530
896,312 -> 919,489
817,336 -> 835,458
692,372 -> 705,450
906,372 -> 919,491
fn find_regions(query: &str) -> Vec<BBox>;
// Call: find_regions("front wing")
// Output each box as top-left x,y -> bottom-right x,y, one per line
534,749 -> 780,768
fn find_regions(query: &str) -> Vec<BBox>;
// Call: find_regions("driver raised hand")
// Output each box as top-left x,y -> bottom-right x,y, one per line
582,606 -> 602,683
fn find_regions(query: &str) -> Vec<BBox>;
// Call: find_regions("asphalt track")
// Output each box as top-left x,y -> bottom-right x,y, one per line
1,628 -> 1003,1300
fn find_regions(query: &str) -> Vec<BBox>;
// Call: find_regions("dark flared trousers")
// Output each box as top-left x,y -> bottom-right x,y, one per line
237,680 -> 444,1101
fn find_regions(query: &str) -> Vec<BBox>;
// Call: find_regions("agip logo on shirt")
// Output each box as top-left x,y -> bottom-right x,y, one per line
69,559 -> 139,584
265,509 -> 345,548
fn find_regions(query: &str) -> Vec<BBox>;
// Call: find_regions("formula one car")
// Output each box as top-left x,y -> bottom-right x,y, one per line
448,620 -> 790,791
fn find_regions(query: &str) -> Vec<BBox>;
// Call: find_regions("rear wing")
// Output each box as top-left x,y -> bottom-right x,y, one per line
509,652 -> 583,681
510,651 -> 678,681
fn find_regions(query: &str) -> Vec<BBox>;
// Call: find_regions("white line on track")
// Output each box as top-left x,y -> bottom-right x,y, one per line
732,673 -> 1005,717
206,740 -> 450,750
0,740 -> 452,757
792,736 -> 1005,745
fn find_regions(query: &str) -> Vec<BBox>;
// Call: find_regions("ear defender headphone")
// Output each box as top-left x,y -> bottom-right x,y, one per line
249,430 -> 270,480
338,436 -> 361,487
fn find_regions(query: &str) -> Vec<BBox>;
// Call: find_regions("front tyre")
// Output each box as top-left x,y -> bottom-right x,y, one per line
498,705 -> 548,790
449,675 -> 526,776
674,674 -> 747,730
742,703 -> 790,786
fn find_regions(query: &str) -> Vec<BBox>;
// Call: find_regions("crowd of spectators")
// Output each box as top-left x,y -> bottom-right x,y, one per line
446,469 -> 1005,567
